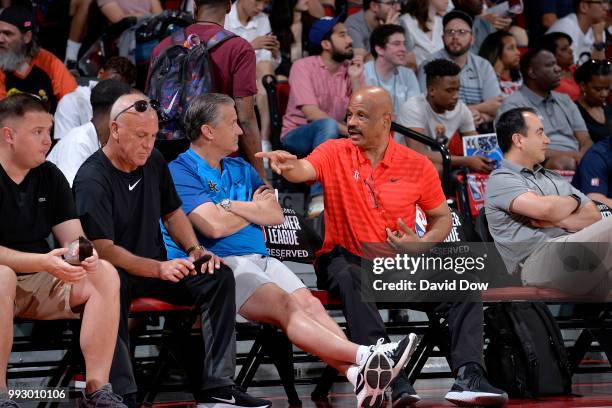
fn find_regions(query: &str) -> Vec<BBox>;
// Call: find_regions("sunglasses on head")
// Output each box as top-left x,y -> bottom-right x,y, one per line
113,99 -> 161,121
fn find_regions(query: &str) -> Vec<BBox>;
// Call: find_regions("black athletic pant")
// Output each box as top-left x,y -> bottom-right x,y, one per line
315,246 -> 484,383
110,264 -> 237,395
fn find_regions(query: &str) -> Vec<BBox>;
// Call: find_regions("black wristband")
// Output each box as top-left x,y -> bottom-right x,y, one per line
569,194 -> 582,213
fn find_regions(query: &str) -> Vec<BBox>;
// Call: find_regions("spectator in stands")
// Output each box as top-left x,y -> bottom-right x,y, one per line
485,107 -> 611,299
281,16 -> 364,218
163,92 -> 418,408
225,0 -> 280,153
0,5 -> 77,113
97,0 -> 162,24
65,0 -> 93,70
0,94 -> 125,408
478,30 -> 521,95
269,0 -> 311,78
523,0 -> 574,41
537,32 -> 580,101
547,0 -> 608,65
54,56 -> 136,140
345,0 -> 403,56
418,10 -> 503,128
364,24 -> 419,118
455,0 -> 528,51
259,86 -> 508,408
497,48 -> 593,171
48,79 -> 131,187
573,138 -> 612,207
400,0 -> 447,66
452,0 -> 497,53
72,93 -> 270,408
399,59 -> 495,174
574,58 -> 612,143
151,0 -> 264,178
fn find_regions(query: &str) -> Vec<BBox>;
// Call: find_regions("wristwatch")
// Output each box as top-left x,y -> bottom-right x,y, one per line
569,194 -> 582,213
219,198 -> 232,212
593,41 -> 606,51
186,244 -> 205,255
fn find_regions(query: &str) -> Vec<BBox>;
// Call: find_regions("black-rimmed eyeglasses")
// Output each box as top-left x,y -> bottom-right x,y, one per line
113,99 -> 161,122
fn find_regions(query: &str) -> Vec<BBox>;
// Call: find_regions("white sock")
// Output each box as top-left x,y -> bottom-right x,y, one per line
346,365 -> 359,387
356,345 -> 372,365
65,39 -> 82,62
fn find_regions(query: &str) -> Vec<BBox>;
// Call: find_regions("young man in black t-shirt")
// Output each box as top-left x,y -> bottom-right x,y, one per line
73,93 -> 270,408
0,94 -> 125,408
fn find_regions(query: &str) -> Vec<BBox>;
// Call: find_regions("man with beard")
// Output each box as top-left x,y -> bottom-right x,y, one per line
0,5 -> 76,113
281,16 -> 364,218
417,10 -> 502,128
497,49 -> 593,171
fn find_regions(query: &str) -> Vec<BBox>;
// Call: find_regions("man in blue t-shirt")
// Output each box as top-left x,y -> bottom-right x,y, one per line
163,92 -> 418,408
573,138 -> 612,208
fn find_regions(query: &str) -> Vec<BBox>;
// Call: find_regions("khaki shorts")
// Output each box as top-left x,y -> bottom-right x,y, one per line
14,273 -> 80,320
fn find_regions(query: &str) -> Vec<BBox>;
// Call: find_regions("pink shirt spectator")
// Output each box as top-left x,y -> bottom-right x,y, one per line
281,56 -> 352,138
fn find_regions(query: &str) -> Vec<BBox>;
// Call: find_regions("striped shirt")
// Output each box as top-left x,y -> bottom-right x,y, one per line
305,137 -> 446,258
417,49 -> 502,106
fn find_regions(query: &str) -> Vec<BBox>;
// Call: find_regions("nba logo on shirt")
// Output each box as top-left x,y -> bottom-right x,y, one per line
591,178 -> 600,187
415,205 -> 428,238
353,170 -> 360,181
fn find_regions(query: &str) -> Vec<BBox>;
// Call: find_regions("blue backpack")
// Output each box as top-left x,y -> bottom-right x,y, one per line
147,28 -> 236,140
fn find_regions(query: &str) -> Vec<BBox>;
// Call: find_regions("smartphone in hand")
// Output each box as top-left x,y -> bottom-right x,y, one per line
193,254 -> 213,274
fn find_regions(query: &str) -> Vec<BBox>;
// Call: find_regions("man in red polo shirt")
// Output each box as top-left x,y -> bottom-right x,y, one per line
258,87 -> 508,407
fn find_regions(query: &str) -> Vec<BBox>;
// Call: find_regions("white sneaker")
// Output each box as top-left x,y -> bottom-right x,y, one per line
372,334 -> 419,378
307,195 -> 324,218
354,334 -> 419,408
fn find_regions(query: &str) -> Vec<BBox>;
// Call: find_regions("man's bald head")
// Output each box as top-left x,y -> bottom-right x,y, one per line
106,92 -> 159,172
351,86 -> 393,117
109,92 -> 153,124
346,86 -> 393,149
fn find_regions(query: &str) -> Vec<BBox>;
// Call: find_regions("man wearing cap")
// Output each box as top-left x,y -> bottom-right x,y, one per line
281,16 -> 364,218
0,5 -> 77,113
417,10 -> 503,128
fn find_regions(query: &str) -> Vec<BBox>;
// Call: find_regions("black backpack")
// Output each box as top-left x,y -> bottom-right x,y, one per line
146,28 -> 236,140
484,302 -> 573,398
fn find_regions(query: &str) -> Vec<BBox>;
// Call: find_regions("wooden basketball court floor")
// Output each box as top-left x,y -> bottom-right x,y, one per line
244,372 -> 612,408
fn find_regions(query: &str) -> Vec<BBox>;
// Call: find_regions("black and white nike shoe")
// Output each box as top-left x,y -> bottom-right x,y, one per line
355,334 -> 419,408
197,386 -> 271,408
444,363 -> 508,406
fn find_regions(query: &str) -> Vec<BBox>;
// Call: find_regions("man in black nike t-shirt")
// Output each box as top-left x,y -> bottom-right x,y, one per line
73,92 -> 271,408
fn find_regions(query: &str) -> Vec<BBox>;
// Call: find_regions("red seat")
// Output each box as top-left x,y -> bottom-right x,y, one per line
310,290 -> 342,306
129,297 -> 194,314
483,287 -> 578,302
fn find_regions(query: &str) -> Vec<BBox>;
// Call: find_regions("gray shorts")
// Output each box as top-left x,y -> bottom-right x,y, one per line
222,254 -> 306,313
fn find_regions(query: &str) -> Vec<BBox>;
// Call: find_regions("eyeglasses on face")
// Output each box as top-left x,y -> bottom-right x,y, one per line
444,29 -> 472,37
113,99 -> 161,122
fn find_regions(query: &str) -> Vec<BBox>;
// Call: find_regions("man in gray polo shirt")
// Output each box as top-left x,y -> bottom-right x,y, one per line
485,107 -> 611,299
497,48 -> 593,171
417,10 -> 503,128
